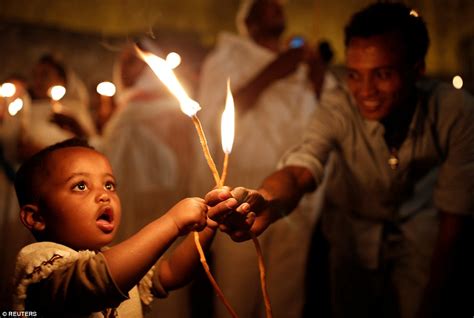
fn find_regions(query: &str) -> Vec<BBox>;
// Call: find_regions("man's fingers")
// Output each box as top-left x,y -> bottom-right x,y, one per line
208,198 -> 238,221
205,187 -> 232,206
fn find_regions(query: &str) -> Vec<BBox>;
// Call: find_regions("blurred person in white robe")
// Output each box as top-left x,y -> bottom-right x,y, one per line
94,42 -> 196,318
26,54 -> 96,152
0,55 -> 97,309
194,1 -> 337,317
0,76 -> 35,309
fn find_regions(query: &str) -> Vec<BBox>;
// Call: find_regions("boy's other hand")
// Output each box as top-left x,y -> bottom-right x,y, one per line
168,197 -> 208,235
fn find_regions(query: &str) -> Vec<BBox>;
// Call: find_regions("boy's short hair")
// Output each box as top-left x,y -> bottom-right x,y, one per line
344,2 -> 430,65
14,138 -> 94,207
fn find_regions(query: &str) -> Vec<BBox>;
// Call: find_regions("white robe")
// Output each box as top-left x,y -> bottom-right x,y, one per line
94,67 -> 196,318
194,32 -> 324,318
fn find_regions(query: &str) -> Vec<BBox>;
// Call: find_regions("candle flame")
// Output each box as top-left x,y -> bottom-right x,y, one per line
97,81 -> 116,96
48,85 -> 66,101
221,79 -> 235,154
135,45 -> 201,117
452,75 -> 463,89
8,98 -> 23,116
0,82 -> 16,98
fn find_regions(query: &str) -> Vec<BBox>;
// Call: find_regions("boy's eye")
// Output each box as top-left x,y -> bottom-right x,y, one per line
72,181 -> 87,191
105,181 -> 116,191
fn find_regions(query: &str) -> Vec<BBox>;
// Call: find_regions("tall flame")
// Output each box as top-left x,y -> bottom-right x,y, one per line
135,46 -> 200,117
221,79 -> 235,154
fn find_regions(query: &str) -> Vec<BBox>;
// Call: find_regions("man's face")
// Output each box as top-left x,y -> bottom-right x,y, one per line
31,62 -> 65,99
38,147 -> 121,250
345,34 -> 418,121
249,0 -> 286,38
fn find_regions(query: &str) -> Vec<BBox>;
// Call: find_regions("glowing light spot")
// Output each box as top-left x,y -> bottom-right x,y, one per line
0,82 -> 16,97
409,9 -> 419,17
8,98 -> 23,116
48,85 -> 66,101
96,81 -> 116,96
452,75 -> 463,89
166,52 -> 181,69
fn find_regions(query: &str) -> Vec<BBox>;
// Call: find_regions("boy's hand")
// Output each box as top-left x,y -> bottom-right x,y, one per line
167,198 -> 208,235
204,187 -> 240,230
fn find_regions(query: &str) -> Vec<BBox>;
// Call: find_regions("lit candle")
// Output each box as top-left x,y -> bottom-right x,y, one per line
0,82 -> 16,121
165,52 -> 181,69
0,82 -> 16,98
219,79 -> 235,187
135,45 -> 238,318
48,85 -> 66,113
8,98 -> 23,117
218,80 -> 272,318
96,81 -> 116,123
1,82 -> 28,132
135,46 -> 221,185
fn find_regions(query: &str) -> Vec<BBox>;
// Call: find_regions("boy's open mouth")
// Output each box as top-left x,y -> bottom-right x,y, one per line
96,207 -> 115,233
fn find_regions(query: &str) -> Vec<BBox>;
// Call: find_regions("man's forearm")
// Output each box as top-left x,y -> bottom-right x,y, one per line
260,165 -> 316,221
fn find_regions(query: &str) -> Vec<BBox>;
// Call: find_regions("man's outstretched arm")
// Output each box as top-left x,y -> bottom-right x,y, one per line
206,165 -> 316,241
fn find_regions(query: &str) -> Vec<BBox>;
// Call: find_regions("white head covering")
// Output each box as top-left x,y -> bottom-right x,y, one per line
235,0 -> 286,36
236,0 -> 256,36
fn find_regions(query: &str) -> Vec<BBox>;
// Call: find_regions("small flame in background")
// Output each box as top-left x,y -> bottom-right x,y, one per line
48,85 -> 66,101
0,82 -> 16,98
166,52 -> 181,69
452,75 -> 463,89
8,98 -> 23,116
409,9 -> 419,17
96,81 -> 116,96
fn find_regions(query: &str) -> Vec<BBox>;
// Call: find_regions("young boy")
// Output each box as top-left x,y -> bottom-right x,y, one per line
11,138 -> 238,317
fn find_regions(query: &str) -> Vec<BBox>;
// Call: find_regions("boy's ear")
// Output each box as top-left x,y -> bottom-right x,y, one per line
20,204 -> 45,233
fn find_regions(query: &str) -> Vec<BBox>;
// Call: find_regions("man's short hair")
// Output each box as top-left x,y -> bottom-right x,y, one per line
14,138 -> 93,207
344,2 -> 430,65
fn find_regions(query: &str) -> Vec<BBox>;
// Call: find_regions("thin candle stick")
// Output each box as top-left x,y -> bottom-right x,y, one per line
219,153 -> 229,187
135,46 -> 237,317
193,232 -> 239,318
220,169 -> 273,318
251,233 -> 273,318
191,115 -> 221,185
189,115 -> 239,317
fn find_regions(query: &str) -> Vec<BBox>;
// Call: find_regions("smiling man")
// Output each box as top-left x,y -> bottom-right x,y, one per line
206,2 -> 474,318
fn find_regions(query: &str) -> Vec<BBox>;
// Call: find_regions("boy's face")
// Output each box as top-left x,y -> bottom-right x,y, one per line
345,33 -> 418,121
38,147 -> 121,250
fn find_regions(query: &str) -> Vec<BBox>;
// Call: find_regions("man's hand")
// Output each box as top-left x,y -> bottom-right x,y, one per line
205,187 -> 271,242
